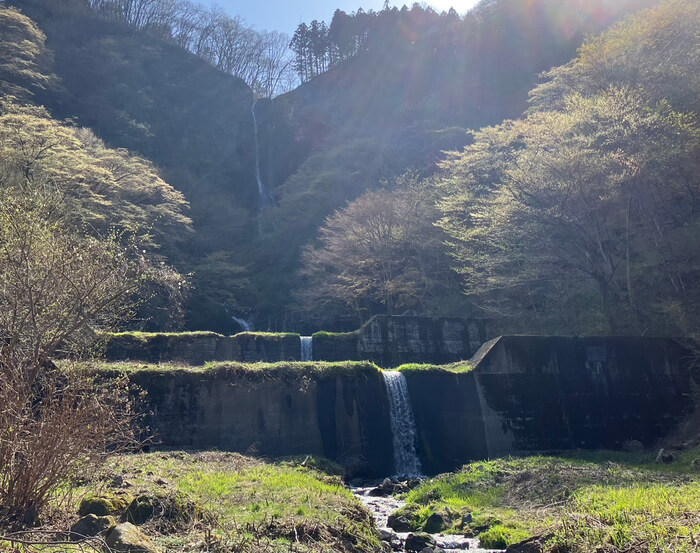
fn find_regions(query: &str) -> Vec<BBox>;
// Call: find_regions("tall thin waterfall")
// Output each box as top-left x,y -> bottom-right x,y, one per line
251,101 -> 269,208
300,336 -> 313,361
232,316 -> 252,332
382,371 -> 423,476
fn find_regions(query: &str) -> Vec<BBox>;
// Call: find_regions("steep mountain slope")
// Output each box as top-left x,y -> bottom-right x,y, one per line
3,0 -> 661,332
250,0 -> 659,330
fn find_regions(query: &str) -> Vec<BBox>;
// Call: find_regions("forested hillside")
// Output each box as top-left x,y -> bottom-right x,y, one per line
3,0 -> 691,335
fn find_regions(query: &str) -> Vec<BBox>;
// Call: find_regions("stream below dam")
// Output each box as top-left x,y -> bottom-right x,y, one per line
352,485 -> 505,553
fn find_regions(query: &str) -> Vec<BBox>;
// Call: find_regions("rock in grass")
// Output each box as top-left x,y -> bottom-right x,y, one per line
125,495 -> 157,525
423,512 -> 444,533
622,439 -> 644,452
405,532 -> 437,552
655,448 -> 674,464
387,513 -> 413,532
69,514 -> 116,540
505,534 -> 553,553
78,493 -> 132,517
104,522 -> 158,553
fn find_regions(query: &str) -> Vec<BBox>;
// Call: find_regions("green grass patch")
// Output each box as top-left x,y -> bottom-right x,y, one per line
395,361 -> 473,374
90,359 -> 382,378
38,451 -> 379,553
398,450 -> 700,551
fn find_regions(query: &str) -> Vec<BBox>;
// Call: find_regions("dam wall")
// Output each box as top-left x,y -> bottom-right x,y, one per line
404,336 -> 696,473
126,363 -> 394,476
104,315 -> 491,366
118,334 -> 696,476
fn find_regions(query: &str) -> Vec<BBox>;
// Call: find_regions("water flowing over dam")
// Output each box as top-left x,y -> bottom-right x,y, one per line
300,336 -> 313,361
382,371 -> 422,477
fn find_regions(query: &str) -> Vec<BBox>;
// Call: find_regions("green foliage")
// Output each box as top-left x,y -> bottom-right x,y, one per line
297,172 -> 464,323
0,101 -> 192,256
395,362 -> 474,374
0,5 -> 55,100
478,525 -> 531,548
437,0 -> 700,335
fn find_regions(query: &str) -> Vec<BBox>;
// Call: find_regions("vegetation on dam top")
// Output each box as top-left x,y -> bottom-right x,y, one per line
90,359 -> 383,378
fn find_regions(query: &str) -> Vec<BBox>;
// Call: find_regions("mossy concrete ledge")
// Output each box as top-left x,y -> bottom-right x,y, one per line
103,316 -> 492,366
118,362 -> 394,476
104,331 -> 303,365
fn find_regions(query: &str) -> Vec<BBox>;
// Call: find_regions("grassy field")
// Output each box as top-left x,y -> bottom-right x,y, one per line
0,452 -> 379,553
396,448 -> 700,551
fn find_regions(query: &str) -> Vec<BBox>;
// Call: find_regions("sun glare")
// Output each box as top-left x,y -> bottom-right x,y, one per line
427,0 -> 480,14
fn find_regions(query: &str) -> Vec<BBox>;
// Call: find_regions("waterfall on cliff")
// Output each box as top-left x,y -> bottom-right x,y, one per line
232,316 -> 252,332
382,371 -> 423,476
300,336 -> 313,361
251,101 -> 269,208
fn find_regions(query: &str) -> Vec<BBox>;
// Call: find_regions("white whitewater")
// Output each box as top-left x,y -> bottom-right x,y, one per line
251,101 -> 268,208
300,336 -> 313,361
382,371 -> 423,477
232,316 -> 252,332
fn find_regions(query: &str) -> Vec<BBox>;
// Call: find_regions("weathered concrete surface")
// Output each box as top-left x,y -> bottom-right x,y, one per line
403,370 -> 488,475
472,336 -> 696,456
128,365 -> 393,476
123,335 -> 695,477
314,316 -> 491,367
105,316 -> 492,366
104,332 -> 240,365
403,336 -> 696,472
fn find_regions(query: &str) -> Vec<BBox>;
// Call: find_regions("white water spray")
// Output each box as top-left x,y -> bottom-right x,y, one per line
300,336 -> 313,361
251,101 -> 269,208
382,371 -> 423,477
231,316 -> 252,332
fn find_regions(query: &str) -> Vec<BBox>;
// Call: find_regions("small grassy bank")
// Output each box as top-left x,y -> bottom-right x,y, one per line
91,359 -> 382,379
395,361 -> 473,374
5,452 -> 380,553
396,449 -> 700,551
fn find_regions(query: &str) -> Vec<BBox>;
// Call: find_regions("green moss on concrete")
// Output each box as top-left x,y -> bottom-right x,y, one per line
93,360 -> 381,379
107,331 -> 224,340
233,332 -> 300,339
395,362 -> 474,374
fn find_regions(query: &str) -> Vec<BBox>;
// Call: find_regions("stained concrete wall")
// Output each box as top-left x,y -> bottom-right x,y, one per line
314,316 -> 491,367
127,364 -> 394,476
104,316 -> 492,366
123,335 -> 696,477
104,332 -> 300,365
472,336 -> 696,456
403,336 -> 696,473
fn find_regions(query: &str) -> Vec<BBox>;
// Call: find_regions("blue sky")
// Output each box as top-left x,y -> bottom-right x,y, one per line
221,0 -> 481,35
